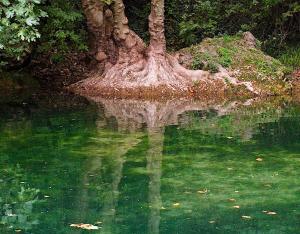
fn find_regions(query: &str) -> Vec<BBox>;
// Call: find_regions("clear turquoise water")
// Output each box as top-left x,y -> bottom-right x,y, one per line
1,96 -> 300,233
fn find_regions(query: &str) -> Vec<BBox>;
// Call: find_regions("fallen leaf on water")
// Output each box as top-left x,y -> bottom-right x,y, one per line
227,137 -> 233,139
70,224 -> 100,230
241,215 -> 251,219
197,189 -> 208,194
173,203 -> 180,207
161,206 -> 166,210
256,158 -> 263,162
15,230 -> 22,233
233,206 -> 240,209
209,220 -> 216,224
267,211 -> 277,215
228,198 -> 236,202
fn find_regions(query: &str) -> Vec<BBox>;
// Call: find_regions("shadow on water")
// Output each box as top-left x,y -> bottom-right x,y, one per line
1,93 -> 300,233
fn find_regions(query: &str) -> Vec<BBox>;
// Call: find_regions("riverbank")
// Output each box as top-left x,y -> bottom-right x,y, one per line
1,33 -> 299,101
69,33 -> 295,100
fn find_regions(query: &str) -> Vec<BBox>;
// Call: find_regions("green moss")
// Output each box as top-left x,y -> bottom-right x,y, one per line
182,34 -> 291,95
191,52 -> 219,73
218,47 -> 234,67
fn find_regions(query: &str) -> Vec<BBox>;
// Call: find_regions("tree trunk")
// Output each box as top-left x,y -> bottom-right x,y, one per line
149,0 -> 166,55
81,0 -> 117,65
72,0 -> 256,99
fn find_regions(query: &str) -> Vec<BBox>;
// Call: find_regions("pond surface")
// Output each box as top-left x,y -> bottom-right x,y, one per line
1,94 -> 300,233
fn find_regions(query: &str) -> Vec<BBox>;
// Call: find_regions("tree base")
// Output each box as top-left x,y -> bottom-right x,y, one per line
70,52 -> 257,100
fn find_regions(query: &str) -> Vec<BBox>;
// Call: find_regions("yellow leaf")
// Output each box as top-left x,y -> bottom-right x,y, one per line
70,224 -> 100,230
197,189 -> 208,194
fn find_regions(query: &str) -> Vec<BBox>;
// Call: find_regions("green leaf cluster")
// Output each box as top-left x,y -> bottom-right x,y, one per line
37,0 -> 88,57
0,0 -> 47,62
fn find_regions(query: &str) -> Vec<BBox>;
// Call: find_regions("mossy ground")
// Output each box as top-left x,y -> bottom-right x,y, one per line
179,34 -> 292,96
277,44 -> 300,71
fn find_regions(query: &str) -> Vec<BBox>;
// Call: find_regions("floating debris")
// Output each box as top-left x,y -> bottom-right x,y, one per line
173,203 -> 180,207
228,198 -> 236,202
263,211 -> 277,215
209,220 -> 216,224
233,205 -> 240,209
241,215 -> 252,219
70,224 -> 100,230
256,158 -> 263,162
197,189 -> 208,194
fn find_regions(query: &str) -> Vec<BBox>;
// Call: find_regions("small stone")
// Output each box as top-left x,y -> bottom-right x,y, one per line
95,52 -> 107,62
243,31 -> 257,48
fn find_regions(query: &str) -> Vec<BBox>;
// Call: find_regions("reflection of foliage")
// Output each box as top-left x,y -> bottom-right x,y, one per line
1,98 -> 300,233
0,165 -> 40,232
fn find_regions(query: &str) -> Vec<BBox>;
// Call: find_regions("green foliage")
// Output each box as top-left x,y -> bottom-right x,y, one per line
126,0 -> 150,42
277,44 -> 300,69
37,0 -> 88,57
1,0 -> 299,67
191,50 -> 219,73
165,0 -> 299,50
0,0 -> 47,62
0,165 -> 40,231
218,47 -> 234,68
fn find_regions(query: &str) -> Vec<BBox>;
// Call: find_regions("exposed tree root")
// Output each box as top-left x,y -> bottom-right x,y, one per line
70,52 -> 258,99
73,0 -> 259,99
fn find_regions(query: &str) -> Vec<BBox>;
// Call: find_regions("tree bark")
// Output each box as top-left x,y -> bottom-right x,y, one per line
81,0 -> 117,64
73,0 -> 256,98
149,0 -> 166,55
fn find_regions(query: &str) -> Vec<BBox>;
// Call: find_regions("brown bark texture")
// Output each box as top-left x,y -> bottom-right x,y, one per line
73,0 -> 256,98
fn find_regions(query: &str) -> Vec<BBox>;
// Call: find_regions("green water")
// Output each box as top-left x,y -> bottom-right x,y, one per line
1,96 -> 300,234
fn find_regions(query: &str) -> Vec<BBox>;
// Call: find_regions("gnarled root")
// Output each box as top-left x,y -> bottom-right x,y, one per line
71,50 -> 258,98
